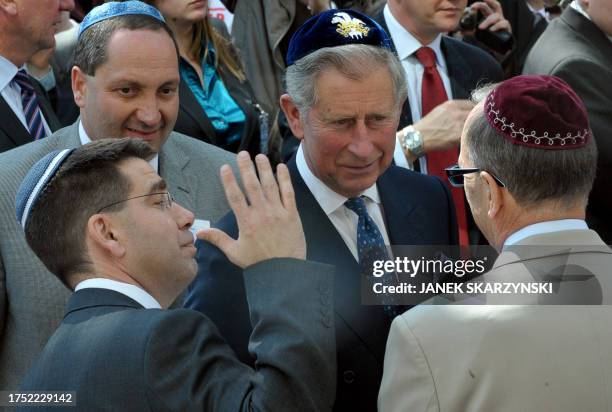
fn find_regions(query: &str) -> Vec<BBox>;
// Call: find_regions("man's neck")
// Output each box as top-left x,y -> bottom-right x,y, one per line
0,40 -> 30,68
496,204 -> 586,248
387,2 -> 439,45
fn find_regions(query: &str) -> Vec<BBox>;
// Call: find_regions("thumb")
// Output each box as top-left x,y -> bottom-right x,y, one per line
197,228 -> 234,254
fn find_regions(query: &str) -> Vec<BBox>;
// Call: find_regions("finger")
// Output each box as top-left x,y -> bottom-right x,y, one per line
478,13 -> 499,30
255,154 -> 281,204
197,228 -> 235,255
489,20 -> 511,33
482,0 -> 503,13
276,163 -> 296,212
220,164 -> 248,218
471,2 -> 493,16
236,151 -> 265,207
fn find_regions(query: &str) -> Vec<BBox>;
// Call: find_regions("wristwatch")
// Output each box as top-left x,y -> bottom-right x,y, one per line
399,125 -> 425,158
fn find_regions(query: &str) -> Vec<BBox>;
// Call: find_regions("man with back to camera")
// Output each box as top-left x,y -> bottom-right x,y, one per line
379,75 -> 612,411
16,138 -> 336,411
0,1 -> 237,390
185,9 -> 459,411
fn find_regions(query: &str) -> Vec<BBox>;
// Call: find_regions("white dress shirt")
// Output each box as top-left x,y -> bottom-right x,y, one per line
75,278 -> 162,309
296,145 -> 391,261
78,120 -> 159,172
503,219 -> 589,247
0,54 -> 52,137
383,4 -> 454,173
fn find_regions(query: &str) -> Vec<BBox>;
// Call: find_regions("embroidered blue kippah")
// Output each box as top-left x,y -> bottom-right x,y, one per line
16,149 -> 75,229
286,9 -> 394,66
78,1 -> 165,38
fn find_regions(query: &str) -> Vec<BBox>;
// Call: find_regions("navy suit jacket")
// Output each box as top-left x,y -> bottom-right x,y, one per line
185,158 -> 458,411
374,12 -> 504,130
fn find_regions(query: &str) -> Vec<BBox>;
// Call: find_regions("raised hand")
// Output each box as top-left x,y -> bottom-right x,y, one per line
198,152 -> 306,268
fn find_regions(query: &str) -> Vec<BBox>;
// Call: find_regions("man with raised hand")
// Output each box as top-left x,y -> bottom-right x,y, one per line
18,139 -> 335,411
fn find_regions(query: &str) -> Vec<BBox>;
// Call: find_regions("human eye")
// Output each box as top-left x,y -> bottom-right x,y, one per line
159,85 -> 178,97
116,86 -> 137,97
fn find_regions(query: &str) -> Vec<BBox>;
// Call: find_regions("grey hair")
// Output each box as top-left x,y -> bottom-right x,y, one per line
465,84 -> 598,208
284,44 -> 407,113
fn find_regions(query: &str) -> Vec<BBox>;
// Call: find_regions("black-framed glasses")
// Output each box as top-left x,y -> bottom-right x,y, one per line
445,165 -> 506,188
97,192 -> 174,213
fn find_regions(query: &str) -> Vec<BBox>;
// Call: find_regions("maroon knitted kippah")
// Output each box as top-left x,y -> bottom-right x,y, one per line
485,75 -> 590,149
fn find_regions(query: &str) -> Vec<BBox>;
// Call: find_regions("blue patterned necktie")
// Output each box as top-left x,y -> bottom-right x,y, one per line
345,196 -> 401,318
13,70 -> 47,141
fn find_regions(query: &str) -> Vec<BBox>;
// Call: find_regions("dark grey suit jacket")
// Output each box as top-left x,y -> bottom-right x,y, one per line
523,7 -> 612,244
186,158 -> 458,411
0,122 -> 236,390
0,73 -> 61,153
20,258 -> 336,411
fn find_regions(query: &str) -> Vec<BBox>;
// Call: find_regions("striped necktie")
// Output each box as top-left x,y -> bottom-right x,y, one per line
345,196 -> 401,319
13,70 -> 48,141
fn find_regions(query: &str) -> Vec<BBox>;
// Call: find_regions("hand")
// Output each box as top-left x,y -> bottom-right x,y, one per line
412,100 -> 475,153
198,152 -> 306,268
471,0 -> 512,33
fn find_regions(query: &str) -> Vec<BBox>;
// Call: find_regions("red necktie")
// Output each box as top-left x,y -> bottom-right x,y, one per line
415,47 -> 469,246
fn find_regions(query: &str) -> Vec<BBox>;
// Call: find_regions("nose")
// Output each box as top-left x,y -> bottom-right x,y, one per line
61,0 -> 75,12
135,97 -> 162,128
347,121 -> 375,159
173,202 -> 195,232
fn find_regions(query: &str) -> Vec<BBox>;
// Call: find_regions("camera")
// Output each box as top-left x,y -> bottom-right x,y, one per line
459,6 -> 514,54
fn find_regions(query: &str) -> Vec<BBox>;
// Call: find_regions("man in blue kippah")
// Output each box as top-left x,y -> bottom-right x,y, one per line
17,138 -> 335,410
0,1 -> 237,390
186,9 -> 458,411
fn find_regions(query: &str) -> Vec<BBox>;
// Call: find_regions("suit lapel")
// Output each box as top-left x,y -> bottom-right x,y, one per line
288,158 -> 391,361
377,167 -> 425,245
0,95 -> 33,148
563,7 -> 612,67
31,78 -> 61,132
442,37 -> 473,100
178,80 -> 218,145
158,134 -> 195,213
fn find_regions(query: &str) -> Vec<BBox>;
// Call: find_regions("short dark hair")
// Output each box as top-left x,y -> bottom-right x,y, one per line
466,86 -> 598,208
25,138 -> 155,287
74,13 -> 179,76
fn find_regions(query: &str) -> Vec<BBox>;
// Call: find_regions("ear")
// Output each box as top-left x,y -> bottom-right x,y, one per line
71,66 -> 87,109
0,0 -> 18,16
480,171 -> 503,219
280,94 -> 305,140
86,213 -> 126,259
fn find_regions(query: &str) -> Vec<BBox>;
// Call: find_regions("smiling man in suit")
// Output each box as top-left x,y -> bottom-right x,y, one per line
0,0 -> 74,152
0,1 -> 236,391
185,9 -> 458,411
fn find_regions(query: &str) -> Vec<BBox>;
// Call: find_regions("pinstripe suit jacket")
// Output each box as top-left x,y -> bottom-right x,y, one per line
0,121 -> 236,390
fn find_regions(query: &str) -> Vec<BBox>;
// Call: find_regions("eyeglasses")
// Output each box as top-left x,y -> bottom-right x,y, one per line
445,165 -> 506,188
97,192 -> 174,213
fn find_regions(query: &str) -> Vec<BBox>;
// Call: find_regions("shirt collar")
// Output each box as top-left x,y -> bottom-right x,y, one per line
503,219 -> 589,247
74,278 -> 162,309
0,54 -> 19,93
527,2 -> 550,22
296,144 -> 381,215
78,120 -> 159,172
383,3 -> 446,68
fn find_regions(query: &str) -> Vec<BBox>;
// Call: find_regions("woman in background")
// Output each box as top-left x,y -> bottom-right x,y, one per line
147,0 -> 262,156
